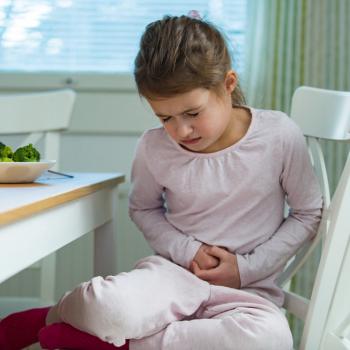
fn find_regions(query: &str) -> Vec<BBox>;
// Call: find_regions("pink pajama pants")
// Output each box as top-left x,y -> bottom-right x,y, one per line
47,255 -> 293,350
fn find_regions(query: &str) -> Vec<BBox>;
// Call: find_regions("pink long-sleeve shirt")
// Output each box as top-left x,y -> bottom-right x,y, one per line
129,107 -> 323,306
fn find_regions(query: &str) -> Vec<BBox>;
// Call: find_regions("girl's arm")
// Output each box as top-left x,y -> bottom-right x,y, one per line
236,119 -> 323,287
129,135 -> 202,269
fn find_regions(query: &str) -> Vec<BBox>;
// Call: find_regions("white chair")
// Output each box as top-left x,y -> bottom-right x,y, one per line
0,89 -> 76,315
277,86 -> 350,349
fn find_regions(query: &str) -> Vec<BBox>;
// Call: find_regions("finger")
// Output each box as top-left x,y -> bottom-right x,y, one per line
192,260 -> 213,280
189,260 -> 195,273
193,264 -> 223,282
207,246 -> 228,260
204,253 -> 220,266
191,260 -> 202,275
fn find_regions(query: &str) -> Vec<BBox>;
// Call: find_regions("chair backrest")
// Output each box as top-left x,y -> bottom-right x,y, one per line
1,89 -> 75,133
278,86 -> 350,349
0,89 -> 76,303
0,89 -> 76,170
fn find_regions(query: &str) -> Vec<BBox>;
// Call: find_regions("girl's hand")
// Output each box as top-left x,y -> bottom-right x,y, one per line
192,244 -> 220,270
190,246 -> 241,289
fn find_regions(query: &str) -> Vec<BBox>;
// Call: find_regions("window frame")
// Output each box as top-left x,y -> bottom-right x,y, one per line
0,72 -> 136,92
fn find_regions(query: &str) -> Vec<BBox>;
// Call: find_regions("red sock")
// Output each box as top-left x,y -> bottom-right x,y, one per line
0,306 -> 50,350
39,322 -> 129,350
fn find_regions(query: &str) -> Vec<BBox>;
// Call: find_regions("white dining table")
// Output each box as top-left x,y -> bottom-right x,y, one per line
0,172 -> 125,285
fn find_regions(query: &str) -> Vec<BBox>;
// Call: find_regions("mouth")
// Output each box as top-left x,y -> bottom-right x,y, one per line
181,137 -> 202,145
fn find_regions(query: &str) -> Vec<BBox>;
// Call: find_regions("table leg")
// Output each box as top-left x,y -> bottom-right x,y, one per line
93,188 -> 118,277
94,220 -> 117,277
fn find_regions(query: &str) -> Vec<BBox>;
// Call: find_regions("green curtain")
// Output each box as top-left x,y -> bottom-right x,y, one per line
243,0 -> 350,109
241,0 -> 350,347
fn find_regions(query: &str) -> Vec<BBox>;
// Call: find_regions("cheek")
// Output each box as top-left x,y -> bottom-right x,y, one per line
163,124 -> 177,140
209,108 -> 231,134
198,105 -> 227,135
197,118 -> 221,136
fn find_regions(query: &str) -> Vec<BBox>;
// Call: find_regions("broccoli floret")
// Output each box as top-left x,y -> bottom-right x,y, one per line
0,142 -> 14,162
13,143 -> 40,162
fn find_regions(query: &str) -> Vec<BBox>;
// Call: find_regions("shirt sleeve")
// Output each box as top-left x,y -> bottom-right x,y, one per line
236,118 -> 323,287
128,133 -> 202,269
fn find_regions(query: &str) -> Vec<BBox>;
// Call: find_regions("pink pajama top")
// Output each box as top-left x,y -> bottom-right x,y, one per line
129,108 -> 323,307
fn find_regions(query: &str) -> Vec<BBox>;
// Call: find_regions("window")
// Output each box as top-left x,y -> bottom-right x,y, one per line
0,0 -> 246,74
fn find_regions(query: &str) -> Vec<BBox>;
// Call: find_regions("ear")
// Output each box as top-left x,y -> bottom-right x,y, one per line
224,70 -> 237,94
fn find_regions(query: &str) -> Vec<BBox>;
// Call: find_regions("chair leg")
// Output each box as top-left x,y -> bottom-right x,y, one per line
40,253 -> 57,303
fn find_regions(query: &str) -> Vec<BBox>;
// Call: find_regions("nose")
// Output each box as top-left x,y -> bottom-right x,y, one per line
176,119 -> 194,139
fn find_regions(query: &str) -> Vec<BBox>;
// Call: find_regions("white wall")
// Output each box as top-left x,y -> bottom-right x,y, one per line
0,75 -> 158,300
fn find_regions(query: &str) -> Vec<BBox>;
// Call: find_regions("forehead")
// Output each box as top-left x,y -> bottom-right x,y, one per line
147,88 -> 211,116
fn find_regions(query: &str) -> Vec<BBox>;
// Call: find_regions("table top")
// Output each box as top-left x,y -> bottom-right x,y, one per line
0,172 -> 125,226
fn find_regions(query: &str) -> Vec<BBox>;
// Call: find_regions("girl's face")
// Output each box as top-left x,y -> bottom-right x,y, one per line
147,72 -> 239,153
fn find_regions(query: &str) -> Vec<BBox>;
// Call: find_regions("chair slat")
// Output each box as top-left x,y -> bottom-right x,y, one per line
282,290 -> 309,321
307,137 -> 331,208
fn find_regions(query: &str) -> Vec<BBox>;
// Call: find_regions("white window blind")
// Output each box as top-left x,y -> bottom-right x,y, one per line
0,0 -> 246,74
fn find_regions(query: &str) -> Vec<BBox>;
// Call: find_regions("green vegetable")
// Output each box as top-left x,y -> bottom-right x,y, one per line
13,143 -> 41,162
0,142 -> 14,162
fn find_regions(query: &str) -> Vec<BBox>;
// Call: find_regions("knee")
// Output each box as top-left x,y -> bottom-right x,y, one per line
58,276 -> 130,333
255,315 -> 293,350
226,309 -> 293,350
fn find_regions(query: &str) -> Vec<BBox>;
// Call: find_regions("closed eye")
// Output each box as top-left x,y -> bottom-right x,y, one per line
186,112 -> 199,117
160,116 -> 171,123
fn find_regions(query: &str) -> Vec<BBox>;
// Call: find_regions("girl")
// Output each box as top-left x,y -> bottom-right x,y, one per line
0,14 -> 322,350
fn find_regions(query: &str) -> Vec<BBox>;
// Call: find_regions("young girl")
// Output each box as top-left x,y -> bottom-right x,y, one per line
0,14 -> 322,350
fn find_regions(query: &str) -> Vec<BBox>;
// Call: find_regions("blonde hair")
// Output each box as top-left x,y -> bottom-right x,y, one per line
134,15 -> 245,106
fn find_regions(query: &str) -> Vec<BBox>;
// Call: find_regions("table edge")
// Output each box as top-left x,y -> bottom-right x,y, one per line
0,174 -> 125,226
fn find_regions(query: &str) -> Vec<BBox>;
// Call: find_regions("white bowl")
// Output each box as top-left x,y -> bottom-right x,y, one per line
0,160 -> 56,183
